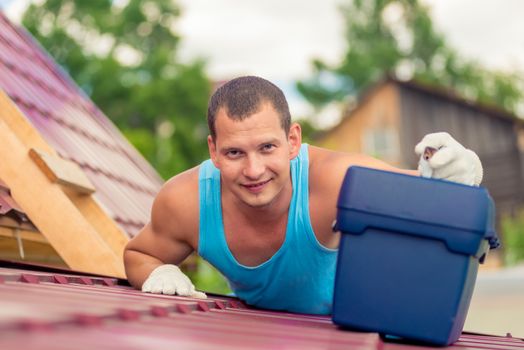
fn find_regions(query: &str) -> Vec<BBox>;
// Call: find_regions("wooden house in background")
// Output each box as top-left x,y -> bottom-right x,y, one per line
0,12 -> 164,277
316,76 -> 524,222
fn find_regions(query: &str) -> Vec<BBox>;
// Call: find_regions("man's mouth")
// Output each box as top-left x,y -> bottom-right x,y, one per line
242,179 -> 271,193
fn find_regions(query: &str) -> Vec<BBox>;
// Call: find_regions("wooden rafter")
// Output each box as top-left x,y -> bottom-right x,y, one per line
0,226 -> 47,244
0,90 -> 127,277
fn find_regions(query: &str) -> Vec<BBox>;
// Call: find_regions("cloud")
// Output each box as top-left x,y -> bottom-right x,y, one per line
176,0 -> 345,81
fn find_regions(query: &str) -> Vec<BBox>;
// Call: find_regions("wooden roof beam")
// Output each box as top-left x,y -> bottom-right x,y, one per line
0,91 -> 127,277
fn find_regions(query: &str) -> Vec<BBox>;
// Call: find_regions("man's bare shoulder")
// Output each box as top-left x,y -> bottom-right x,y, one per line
160,165 -> 200,200
150,165 -> 201,245
309,146 -> 373,187
307,146 -> 352,199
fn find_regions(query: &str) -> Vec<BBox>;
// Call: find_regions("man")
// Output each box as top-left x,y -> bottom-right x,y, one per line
124,76 -> 482,315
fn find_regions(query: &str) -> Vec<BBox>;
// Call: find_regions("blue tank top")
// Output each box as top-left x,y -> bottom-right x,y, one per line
198,144 -> 338,315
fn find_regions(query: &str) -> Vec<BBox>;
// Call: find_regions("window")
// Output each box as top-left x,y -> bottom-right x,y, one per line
363,128 -> 400,160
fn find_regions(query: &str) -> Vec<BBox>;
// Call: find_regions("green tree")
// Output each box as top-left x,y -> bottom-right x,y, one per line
22,0 -> 211,177
298,0 -> 524,116
502,211 -> 524,266
20,1 -> 231,293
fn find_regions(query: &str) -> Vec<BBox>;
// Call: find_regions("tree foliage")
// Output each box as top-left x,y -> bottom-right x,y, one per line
22,0 -> 211,178
297,0 -> 524,115
502,210 -> 524,266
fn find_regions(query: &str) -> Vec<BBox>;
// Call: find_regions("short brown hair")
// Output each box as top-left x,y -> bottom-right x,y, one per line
207,76 -> 291,140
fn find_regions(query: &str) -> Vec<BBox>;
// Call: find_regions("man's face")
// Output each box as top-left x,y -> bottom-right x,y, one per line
208,103 -> 301,209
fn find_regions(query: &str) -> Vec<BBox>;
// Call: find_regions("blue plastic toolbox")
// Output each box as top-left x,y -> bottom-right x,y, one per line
332,166 -> 499,346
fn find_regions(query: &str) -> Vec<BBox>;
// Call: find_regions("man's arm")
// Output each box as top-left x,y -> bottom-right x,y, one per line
123,167 -> 204,297
308,146 -> 417,248
312,131 -> 482,195
124,223 -> 194,290
310,145 -> 419,205
309,132 -> 482,247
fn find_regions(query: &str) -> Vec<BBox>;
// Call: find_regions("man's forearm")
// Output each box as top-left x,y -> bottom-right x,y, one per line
123,248 -> 165,289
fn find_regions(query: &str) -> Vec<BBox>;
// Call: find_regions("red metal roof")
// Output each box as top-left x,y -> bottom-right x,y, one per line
0,179 -> 22,216
0,263 -> 522,349
0,12 -> 163,237
0,179 -> 36,231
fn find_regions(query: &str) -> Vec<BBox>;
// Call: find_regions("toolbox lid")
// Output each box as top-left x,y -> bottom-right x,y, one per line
335,167 -> 499,256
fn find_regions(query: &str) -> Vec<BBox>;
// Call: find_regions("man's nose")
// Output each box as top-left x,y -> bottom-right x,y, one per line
243,154 -> 265,179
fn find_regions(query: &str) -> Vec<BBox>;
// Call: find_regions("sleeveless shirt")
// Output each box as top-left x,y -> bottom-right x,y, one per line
198,144 -> 337,315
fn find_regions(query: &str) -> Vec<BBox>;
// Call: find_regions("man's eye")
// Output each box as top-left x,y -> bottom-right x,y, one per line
227,150 -> 241,158
261,144 -> 275,152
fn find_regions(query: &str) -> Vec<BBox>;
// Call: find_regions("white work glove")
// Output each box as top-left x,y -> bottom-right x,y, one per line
415,132 -> 483,186
142,264 -> 207,299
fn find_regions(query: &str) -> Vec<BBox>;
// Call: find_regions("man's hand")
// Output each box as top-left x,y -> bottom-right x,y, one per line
141,264 -> 207,298
415,132 -> 483,186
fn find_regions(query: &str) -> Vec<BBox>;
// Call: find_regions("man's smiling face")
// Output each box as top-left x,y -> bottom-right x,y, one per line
208,102 -> 300,209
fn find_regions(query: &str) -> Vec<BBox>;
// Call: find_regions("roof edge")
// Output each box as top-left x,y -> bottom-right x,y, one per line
315,74 -> 524,142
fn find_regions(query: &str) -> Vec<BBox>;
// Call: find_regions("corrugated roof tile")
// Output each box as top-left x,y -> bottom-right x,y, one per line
0,188 -> 21,216
0,180 -> 36,230
0,18 -> 77,100
0,264 -> 522,350
0,64 -> 53,114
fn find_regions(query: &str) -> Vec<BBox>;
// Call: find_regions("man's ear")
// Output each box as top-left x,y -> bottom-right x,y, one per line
207,135 -> 219,167
288,122 -> 302,160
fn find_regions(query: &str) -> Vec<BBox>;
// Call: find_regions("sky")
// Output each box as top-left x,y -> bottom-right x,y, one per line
2,0 -> 524,125
173,0 -> 524,124
172,0 -> 524,79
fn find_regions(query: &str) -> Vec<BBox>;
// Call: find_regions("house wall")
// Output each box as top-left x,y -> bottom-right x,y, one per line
518,126 -> 524,191
316,82 -> 404,166
316,79 -> 524,217
398,86 -> 524,215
